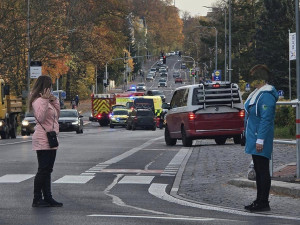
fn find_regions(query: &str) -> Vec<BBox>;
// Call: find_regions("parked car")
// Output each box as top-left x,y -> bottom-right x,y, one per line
21,112 -> 36,136
165,82 -> 244,147
175,77 -> 183,84
58,109 -> 83,134
109,109 -> 129,128
146,90 -> 166,102
136,83 -> 146,91
126,108 -> 156,131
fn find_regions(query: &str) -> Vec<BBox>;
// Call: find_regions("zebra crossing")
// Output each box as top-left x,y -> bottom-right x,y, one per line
0,148 -> 190,184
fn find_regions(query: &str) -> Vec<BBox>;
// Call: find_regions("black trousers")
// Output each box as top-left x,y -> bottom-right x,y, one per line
252,154 -> 271,203
34,150 -> 57,200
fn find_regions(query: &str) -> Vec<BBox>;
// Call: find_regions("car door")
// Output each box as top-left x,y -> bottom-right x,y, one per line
167,90 -> 181,138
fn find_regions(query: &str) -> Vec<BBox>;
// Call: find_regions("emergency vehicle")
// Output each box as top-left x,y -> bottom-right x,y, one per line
90,94 -> 116,126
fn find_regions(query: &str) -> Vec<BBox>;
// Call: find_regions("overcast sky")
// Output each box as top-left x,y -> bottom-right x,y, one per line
174,0 -> 217,17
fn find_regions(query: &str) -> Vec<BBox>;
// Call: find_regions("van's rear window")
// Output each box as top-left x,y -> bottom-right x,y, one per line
192,86 -> 241,106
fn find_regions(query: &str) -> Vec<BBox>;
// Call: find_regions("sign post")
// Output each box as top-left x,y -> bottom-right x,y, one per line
30,61 -> 42,79
289,31 -> 296,100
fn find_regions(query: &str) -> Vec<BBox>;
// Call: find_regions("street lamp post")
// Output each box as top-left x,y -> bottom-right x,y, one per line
27,0 -> 31,96
195,26 -> 218,71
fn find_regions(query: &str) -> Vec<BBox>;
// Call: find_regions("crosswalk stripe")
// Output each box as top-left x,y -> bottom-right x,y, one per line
0,174 -> 35,183
53,175 -> 94,184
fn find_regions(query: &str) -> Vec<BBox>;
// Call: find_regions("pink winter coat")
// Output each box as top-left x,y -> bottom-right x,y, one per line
32,97 -> 60,150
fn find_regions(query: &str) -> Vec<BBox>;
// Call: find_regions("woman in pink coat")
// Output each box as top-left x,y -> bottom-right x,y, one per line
29,75 -> 63,207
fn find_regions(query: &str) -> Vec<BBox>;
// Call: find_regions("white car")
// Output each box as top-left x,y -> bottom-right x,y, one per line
137,83 -> 146,91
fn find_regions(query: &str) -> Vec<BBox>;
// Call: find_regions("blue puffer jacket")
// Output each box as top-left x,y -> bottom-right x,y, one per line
244,84 -> 278,159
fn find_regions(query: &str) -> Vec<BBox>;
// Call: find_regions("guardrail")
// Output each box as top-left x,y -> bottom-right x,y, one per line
271,101 -> 299,178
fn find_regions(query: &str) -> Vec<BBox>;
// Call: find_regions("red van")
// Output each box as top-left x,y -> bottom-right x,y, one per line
165,82 -> 245,147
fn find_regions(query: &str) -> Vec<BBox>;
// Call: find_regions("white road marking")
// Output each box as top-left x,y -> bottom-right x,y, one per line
118,176 -> 154,184
80,173 -> 96,176
0,174 -> 35,183
87,214 -> 216,222
148,183 -> 300,221
53,175 -> 94,184
160,148 -> 189,177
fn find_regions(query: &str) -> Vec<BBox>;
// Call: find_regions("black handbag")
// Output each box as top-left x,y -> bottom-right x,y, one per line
35,115 -> 59,148
46,131 -> 59,148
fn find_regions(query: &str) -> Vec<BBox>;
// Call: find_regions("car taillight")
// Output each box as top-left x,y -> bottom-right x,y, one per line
212,83 -> 220,88
188,112 -> 195,121
134,117 -> 138,121
239,110 -> 245,118
97,114 -> 102,119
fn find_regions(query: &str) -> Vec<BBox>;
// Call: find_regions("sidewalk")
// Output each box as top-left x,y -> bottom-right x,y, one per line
176,140 -> 300,218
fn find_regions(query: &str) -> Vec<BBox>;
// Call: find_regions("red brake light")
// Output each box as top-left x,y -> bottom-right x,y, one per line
239,110 -> 245,118
188,112 -> 195,121
213,83 -> 220,88
97,114 -> 102,119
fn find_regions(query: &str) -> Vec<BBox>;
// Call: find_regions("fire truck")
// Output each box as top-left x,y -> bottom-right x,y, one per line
90,94 -> 116,126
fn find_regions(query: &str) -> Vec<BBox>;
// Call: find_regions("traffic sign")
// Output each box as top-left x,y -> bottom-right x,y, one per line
213,70 -> 222,81
278,90 -> 284,98
30,61 -> 42,78
245,83 -> 250,92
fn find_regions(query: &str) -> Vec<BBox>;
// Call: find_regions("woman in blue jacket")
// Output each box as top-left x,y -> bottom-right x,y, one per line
244,65 -> 278,212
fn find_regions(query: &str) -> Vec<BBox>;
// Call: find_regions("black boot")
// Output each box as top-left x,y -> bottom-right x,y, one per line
248,201 -> 270,212
32,198 -> 50,207
244,200 -> 258,210
42,175 -> 63,207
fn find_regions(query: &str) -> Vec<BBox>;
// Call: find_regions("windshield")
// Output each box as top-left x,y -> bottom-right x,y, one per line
25,112 -> 34,117
113,110 -> 128,116
137,83 -> 145,86
152,90 -> 163,95
137,110 -> 153,116
60,111 -> 78,117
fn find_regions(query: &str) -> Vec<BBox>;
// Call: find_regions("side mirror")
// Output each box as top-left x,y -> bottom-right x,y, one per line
79,115 -> 83,118
162,102 -> 170,110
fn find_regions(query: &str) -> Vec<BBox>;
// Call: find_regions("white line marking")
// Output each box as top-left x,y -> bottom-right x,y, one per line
0,140 -> 32,146
81,173 -> 96,176
0,174 -> 35,183
87,214 -> 216,221
118,176 -> 154,184
148,183 -> 300,221
53,175 -> 94,184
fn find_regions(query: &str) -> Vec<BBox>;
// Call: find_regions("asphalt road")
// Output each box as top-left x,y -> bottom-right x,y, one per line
0,58 -> 299,224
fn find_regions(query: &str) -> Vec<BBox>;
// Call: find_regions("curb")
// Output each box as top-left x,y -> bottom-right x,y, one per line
228,178 -> 300,198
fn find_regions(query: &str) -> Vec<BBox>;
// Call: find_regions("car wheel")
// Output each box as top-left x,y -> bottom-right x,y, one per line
21,131 -> 26,136
181,126 -> 193,147
215,137 -> 227,145
165,126 -> 177,146
233,135 -> 241,144
110,123 -> 114,128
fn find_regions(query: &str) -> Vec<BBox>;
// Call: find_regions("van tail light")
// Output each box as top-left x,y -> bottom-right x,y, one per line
239,110 -> 245,118
188,112 -> 196,121
212,83 -> 220,88
97,114 -> 102,119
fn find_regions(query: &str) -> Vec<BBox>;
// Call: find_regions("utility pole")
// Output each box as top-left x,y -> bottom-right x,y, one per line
27,0 -> 31,96
224,8 -> 227,81
229,0 -> 232,82
295,0 -> 300,178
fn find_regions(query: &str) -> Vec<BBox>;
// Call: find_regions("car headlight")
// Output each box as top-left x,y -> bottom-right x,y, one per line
72,120 -> 79,125
22,120 -> 29,126
0,121 -> 3,127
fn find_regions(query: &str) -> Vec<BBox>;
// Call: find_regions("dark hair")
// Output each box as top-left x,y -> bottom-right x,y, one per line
29,75 -> 53,111
250,64 -> 271,83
